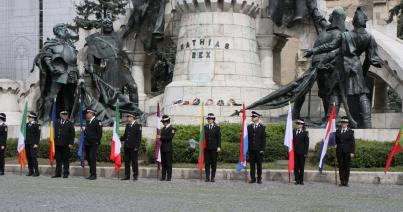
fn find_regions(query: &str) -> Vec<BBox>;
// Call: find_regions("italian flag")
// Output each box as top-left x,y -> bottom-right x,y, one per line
17,103 -> 28,168
283,103 -> 294,173
197,104 -> 206,173
110,104 -> 122,173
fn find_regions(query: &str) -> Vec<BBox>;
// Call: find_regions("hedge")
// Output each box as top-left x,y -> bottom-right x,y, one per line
311,140 -> 403,168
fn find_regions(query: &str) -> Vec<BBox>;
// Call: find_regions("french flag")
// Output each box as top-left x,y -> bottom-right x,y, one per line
237,104 -> 249,172
319,104 -> 337,171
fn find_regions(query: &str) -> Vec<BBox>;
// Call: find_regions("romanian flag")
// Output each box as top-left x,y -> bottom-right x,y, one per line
17,102 -> 28,168
237,104 -> 249,172
77,101 -> 85,168
197,104 -> 206,173
153,103 -> 162,170
110,104 -> 122,172
384,125 -> 403,174
49,101 -> 56,167
283,103 -> 294,173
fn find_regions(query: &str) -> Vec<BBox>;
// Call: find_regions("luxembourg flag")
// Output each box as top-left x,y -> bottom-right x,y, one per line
283,103 -> 294,173
154,103 -> 162,170
110,104 -> 122,173
318,104 -> 337,171
237,104 -> 249,172
17,102 -> 28,168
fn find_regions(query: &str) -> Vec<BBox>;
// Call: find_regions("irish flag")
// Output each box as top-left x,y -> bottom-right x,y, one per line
384,125 -> 403,174
283,103 -> 294,173
49,101 -> 56,167
110,104 -> 122,172
237,104 -> 249,172
197,104 -> 206,173
17,102 -> 28,168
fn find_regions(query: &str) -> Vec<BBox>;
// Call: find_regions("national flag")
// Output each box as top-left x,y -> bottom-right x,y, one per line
197,104 -> 206,173
49,101 -> 56,167
384,125 -> 403,174
283,103 -> 294,173
77,101 -> 85,168
110,104 -> 122,172
318,104 -> 337,171
237,104 -> 249,172
17,102 -> 28,168
153,103 -> 162,170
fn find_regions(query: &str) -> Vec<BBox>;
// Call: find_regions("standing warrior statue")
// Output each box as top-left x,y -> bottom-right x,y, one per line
305,7 -> 383,128
31,24 -> 79,123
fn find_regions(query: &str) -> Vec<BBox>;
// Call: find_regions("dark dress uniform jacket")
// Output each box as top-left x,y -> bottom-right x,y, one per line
54,120 -> 75,146
248,123 -> 266,151
84,118 -> 102,145
204,124 -> 221,150
160,125 -> 175,152
121,123 -> 142,149
26,122 -> 40,145
336,129 -> 355,153
0,123 -> 7,146
293,129 -> 309,155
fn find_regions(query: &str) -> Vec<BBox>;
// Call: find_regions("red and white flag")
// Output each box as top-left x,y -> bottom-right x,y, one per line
154,103 -> 162,170
284,103 -> 294,173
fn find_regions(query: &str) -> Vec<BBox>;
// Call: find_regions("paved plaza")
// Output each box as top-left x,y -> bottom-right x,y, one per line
0,174 -> 402,212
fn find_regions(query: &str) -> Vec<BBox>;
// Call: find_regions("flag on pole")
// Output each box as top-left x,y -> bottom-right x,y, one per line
197,104 -> 206,173
237,104 -> 249,172
49,101 -> 56,167
77,101 -> 85,168
283,103 -> 294,173
110,104 -> 122,172
384,125 -> 403,174
153,103 -> 162,170
17,102 -> 28,168
318,104 -> 337,171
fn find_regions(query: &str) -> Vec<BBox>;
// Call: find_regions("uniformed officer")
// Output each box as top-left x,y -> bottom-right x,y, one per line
120,113 -> 142,181
335,116 -> 355,187
0,113 -> 7,175
52,111 -> 75,178
293,119 -> 309,185
158,115 -> 175,181
204,113 -> 221,182
248,111 -> 266,184
84,109 -> 102,180
26,112 -> 41,177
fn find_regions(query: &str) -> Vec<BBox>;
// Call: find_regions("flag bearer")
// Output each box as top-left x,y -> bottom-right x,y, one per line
120,113 -> 142,181
248,111 -> 266,184
0,113 -> 7,175
52,111 -> 75,178
84,109 -> 102,180
158,115 -> 175,181
204,113 -> 221,182
293,119 -> 309,185
26,112 -> 41,177
335,116 -> 355,187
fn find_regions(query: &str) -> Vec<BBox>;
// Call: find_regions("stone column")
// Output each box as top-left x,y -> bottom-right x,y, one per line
128,51 -> 148,111
256,35 -> 276,88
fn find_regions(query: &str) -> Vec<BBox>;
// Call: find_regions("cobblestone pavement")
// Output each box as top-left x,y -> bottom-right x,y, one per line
0,173 -> 402,212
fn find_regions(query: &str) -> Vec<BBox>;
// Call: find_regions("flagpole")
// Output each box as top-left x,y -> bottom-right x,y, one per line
244,164 -> 248,183
332,147 -> 338,186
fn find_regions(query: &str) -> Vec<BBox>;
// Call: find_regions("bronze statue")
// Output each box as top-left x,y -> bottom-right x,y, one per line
123,0 -> 166,53
31,24 -> 79,123
305,7 -> 383,128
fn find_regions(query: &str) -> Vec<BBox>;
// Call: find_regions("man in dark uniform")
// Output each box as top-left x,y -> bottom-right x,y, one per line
84,109 -> 103,180
293,119 -> 309,185
26,112 -> 41,177
0,113 -> 7,175
204,113 -> 221,182
120,113 -> 142,181
52,111 -> 75,178
158,115 -> 175,181
248,111 -> 266,184
335,116 -> 355,187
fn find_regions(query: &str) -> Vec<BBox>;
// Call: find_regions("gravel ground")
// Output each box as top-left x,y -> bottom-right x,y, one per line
0,173 -> 402,212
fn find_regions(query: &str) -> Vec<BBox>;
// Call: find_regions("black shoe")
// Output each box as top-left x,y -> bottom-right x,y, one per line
167,178 -> 171,181
86,176 -> 92,179
294,182 -> 299,185
26,172 -> 33,176
339,184 -> 344,187
63,175 -> 68,179
205,178 -> 210,182
300,182 -> 304,185
160,178 -> 166,181
51,175 -> 61,178
121,177 -> 130,181
211,178 -> 215,182
249,180 -> 256,184
0,172 -> 4,175
33,173 -> 40,177
257,179 -> 262,184
133,177 -> 138,181
88,175 -> 96,180
344,183 -> 349,187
